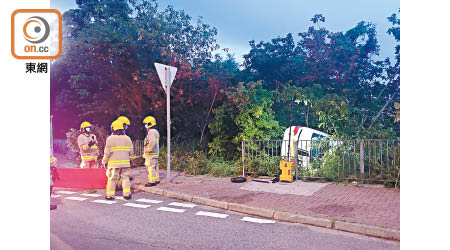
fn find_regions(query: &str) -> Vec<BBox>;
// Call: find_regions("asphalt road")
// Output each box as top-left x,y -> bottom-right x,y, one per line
50,189 -> 399,250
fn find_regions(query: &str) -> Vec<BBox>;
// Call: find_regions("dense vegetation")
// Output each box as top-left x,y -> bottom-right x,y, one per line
51,0 -> 400,175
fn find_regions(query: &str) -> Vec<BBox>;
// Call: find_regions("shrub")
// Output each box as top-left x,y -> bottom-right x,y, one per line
158,147 -> 210,176
186,151 -> 210,175
244,157 -> 280,177
208,159 -> 241,177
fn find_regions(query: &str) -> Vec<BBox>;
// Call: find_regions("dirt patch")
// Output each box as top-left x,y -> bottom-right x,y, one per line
210,192 -> 264,204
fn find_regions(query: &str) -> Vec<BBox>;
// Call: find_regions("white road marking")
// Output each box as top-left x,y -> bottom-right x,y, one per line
168,202 -> 197,208
58,191 -> 77,194
64,197 -> 87,201
196,211 -> 229,219
135,199 -> 163,204
81,193 -> 102,197
115,197 -> 126,200
92,200 -> 117,204
51,195 -> 60,198
123,203 -> 151,208
241,217 -> 276,224
157,207 -> 186,213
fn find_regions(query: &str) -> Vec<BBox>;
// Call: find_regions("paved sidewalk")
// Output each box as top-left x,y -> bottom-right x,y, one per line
130,168 -> 399,232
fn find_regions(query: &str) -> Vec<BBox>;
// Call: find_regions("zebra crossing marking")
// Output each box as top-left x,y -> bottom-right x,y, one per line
135,199 -> 163,204
196,211 -> 229,219
92,200 -> 117,204
157,207 -> 186,213
241,217 -> 276,224
58,191 -> 77,195
123,203 -> 151,208
81,193 -> 102,197
64,197 -> 87,201
168,202 -> 197,208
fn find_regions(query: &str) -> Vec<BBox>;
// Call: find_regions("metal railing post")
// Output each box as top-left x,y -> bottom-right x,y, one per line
242,141 -> 245,176
294,140 -> 299,182
360,140 -> 364,179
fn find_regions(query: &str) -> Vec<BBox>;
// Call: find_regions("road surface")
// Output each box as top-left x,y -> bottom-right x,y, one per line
50,189 -> 399,250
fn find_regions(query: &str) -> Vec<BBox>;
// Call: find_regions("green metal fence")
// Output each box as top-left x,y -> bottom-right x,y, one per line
241,139 -> 400,183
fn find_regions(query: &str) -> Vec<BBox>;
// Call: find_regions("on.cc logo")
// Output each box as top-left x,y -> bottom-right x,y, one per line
11,9 -> 62,60
23,16 -> 50,44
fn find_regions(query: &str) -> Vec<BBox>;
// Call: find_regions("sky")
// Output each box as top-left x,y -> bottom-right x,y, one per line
51,0 -> 399,64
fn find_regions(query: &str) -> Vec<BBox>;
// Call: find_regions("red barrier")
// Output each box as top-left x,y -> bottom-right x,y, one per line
52,168 -> 107,189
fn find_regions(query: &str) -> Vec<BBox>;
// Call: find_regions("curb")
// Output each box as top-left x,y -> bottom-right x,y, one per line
228,203 -> 274,219
132,184 -> 399,241
274,211 -> 333,229
192,196 -> 228,210
334,221 -> 400,241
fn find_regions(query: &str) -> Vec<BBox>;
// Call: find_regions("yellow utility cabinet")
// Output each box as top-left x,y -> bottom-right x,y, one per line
279,161 -> 294,182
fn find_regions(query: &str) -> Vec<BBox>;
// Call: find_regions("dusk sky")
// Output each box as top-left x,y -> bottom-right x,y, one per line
52,0 -> 399,64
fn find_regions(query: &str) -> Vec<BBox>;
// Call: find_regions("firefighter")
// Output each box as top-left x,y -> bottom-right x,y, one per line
77,121 -> 99,168
50,154 -> 57,210
112,116 -> 134,190
103,120 -> 134,200
143,116 -> 160,187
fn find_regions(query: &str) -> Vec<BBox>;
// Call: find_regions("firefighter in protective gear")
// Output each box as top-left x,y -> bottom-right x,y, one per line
103,120 -> 134,200
77,121 -> 99,168
50,154 -> 58,210
143,116 -> 160,187
112,116 -> 134,190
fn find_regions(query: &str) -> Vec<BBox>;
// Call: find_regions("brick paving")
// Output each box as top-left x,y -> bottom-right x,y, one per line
131,168 -> 400,229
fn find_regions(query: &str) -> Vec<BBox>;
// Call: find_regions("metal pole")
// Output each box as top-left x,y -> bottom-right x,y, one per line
166,68 -> 171,184
242,141 -> 245,176
294,140 -> 299,182
360,140 -> 364,177
300,140 -> 303,178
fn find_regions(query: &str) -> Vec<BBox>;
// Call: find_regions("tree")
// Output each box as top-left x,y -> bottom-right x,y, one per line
366,10 -> 400,133
51,0 -> 221,141
208,81 -> 281,158
275,83 -> 324,128
242,13 -> 399,139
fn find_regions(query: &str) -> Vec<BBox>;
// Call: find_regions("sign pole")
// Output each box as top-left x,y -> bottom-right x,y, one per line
154,62 -> 177,185
166,67 -> 171,184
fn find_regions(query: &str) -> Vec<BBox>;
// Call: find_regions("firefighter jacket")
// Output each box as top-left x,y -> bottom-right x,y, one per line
102,134 -> 134,168
77,133 -> 99,161
143,128 -> 160,159
50,155 -> 57,167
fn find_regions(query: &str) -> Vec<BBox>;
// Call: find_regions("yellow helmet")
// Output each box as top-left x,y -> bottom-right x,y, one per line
117,116 -> 131,126
111,119 -> 124,131
143,116 -> 156,128
80,121 -> 92,132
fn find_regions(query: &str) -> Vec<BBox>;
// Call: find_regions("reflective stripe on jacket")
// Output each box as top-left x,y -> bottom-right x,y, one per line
102,134 -> 134,168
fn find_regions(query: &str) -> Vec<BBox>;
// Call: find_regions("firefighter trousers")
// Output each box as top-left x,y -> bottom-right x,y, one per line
106,167 -> 131,198
145,157 -> 160,183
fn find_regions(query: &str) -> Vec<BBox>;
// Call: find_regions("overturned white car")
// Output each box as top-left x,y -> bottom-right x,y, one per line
280,126 -> 340,169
